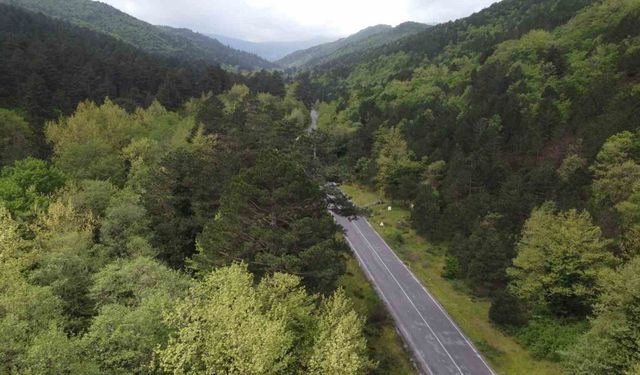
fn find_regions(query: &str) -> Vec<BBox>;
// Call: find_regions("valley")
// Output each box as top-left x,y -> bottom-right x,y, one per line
0,0 -> 639,374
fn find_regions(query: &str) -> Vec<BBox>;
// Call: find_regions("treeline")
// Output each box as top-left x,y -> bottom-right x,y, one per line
304,0 -> 596,92
0,82 -> 374,373
0,0 -> 275,70
0,4 -> 286,160
303,0 -> 640,372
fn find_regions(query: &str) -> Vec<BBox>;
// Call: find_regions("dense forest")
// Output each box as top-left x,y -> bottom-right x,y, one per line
300,0 -> 640,373
0,5 -> 377,371
0,85 -> 376,374
2,0 -> 640,373
0,0 -> 274,70
277,22 -> 430,70
0,4 -> 288,158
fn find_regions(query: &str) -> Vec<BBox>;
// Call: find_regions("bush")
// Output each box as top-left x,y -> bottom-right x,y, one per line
442,255 -> 460,279
489,290 -> 527,327
391,231 -> 405,245
515,316 -> 587,361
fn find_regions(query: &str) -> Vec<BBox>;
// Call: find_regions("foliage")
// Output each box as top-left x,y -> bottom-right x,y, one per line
515,316 -> 587,361
1,0 -> 273,70
193,150 -> 346,293
0,109 -> 32,166
565,257 -> 640,374
450,213 -> 514,294
83,257 -> 190,374
278,22 -> 428,69
0,72 -> 374,373
0,158 -> 65,220
489,290 -> 528,327
89,256 -> 190,309
157,264 -> 370,375
508,203 -> 613,317
0,263 -> 74,373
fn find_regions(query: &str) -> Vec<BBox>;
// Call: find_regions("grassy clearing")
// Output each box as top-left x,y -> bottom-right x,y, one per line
341,184 -> 564,375
339,256 -> 417,375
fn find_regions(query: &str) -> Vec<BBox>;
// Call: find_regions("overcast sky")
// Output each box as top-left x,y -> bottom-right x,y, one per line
99,0 -> 499,42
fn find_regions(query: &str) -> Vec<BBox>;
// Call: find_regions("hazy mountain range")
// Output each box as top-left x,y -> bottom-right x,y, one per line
210,34 -> 335,62
0,0 -> 431,71
276,22 -> 431,69
0,0 -> 275,70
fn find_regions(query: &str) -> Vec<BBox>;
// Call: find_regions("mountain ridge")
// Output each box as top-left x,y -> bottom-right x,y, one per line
277,22 -> 430,69
210,34 -> 335,62
0,0 -> 275,70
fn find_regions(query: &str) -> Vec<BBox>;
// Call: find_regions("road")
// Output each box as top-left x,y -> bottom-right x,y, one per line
333,213 -> 496,375
309,109 -> 318,132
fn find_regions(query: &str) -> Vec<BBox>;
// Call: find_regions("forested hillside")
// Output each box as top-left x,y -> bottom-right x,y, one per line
2,0 -> 640,373
0,0 -> 274,70
277,22 -> 429,69
0,3 -> 412,369
301,0 -> 640,373
0,78 -> 380,372
0,4 -> 291,161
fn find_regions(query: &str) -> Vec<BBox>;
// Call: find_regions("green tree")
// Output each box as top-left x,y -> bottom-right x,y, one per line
0,207 -> 28,262
565,257 -> 640,375
157,264 -> 369,375
21,326 -> 100,375
508,203 -> 614,317
591,131 -> 640,205
141,135 -> 232,268
0,109 -> 33,166
0,262 -> 80,374
308,290 -> 372,375
0,158 -> 65,220
45,100 -> 138,184
451,213 -> 514,294
82,296 -> 175,374
193,150 -> 346,293
89,256 -> 190,309
374,126 -> 416,194
82,257 -> 190,374
98,189 -> 154,259
29,197 -> 97,333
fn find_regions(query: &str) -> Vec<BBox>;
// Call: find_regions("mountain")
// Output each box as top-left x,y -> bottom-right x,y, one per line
277,22 -> 430,69
0,0 -> 275,70
296,0 -> 640,372
211,34 -> 335,62
0,4 -> 236,134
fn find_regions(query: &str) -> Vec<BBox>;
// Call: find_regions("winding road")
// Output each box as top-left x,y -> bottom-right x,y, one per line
333,213 -> 496,375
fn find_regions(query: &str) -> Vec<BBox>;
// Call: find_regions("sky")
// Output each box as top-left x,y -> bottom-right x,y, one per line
99,0 -> 499,42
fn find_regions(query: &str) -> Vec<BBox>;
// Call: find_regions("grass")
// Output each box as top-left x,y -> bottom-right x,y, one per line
339,256 -> 417,375
341,184 -> 565,375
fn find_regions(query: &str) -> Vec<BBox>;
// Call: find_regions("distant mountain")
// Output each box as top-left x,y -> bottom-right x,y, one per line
211,34 -> 335,62
277,22 -> 430,69
0,0 -> 275,70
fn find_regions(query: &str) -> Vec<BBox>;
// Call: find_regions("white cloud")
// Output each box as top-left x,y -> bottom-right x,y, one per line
98,0 -> 500,42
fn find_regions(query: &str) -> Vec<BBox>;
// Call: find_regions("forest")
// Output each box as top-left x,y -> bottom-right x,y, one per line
0,0 -> 275,70
300,0 -> 640,373
1,0 -> 640,373
0,85 -> 374,374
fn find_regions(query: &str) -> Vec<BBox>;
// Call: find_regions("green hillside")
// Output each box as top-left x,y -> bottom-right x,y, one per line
0,0 -> 275,70
277,22 -> 429,69
299,0 -> 640,373
2,0 -> 640,374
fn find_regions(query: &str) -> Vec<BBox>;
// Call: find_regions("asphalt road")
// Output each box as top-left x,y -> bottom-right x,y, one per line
309,109 -> 318,132
333,213 -> 496,375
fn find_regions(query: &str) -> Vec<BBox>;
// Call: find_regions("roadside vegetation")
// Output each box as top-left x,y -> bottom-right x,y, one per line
300,1 -> 640,373
342,184 -> 564,375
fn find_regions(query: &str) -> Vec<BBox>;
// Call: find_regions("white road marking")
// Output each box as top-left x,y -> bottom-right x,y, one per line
343,234 -> 434,375
350,219 -> 465,375
359,219 -> 497,375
